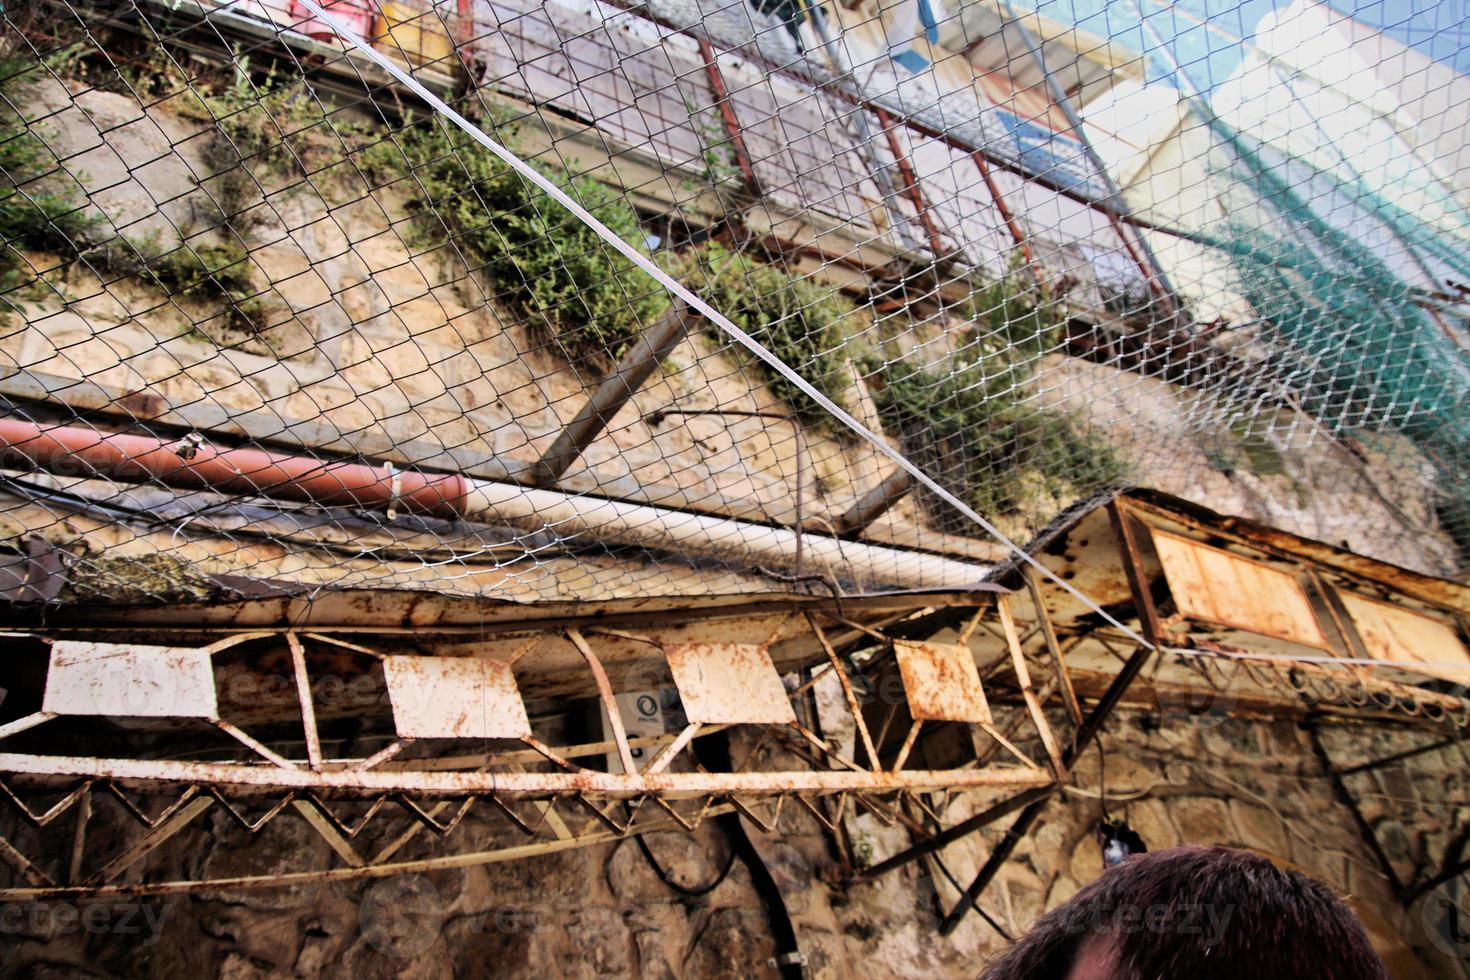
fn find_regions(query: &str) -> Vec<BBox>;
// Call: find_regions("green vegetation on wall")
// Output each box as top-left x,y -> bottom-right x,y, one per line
356,116 -> 666,368
0,54 -> 94,305
871,275 -> 1126,530
674,241 -> 857,428
1,45 -> 1128,539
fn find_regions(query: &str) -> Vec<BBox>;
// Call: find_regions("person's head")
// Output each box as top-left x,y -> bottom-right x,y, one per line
980,845 -> 1389,980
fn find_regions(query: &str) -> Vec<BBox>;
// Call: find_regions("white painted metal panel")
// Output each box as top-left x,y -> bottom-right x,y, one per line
1152,529 -> 1330,649
1338,591 -> 1470,682
43,641 -> 218,718
892,639 -> 993,723
664,642 -> 796,725
383,656 -> 531,739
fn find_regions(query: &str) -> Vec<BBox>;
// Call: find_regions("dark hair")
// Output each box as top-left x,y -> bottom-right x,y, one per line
979,845 -> 1389,980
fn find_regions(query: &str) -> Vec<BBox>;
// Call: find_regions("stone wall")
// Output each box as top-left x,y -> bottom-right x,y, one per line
2,710 -> 1462,979
3,71 -> 1458,597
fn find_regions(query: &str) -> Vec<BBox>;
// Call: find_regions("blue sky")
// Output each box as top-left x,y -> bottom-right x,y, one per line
1012,0 -> 1470,86
1342,1 -> 1470,76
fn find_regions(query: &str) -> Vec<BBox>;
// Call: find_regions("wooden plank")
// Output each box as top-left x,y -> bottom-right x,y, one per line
1150,527 -> 1330,650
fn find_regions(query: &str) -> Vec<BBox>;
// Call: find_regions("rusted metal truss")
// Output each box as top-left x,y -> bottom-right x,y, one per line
7,493 -> 1469,909
0,588 -> 1071,899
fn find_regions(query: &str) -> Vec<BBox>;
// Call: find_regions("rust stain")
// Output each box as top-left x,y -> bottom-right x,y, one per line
892,640 -> 993,724
112,390 -> 167,419
1335,589 -> 1470,683
663,642 -> 796,725
382,656 -> 531,739
1150,528 -> 1330,650
1125,489 -> 1470,615
43,641 -> 218,719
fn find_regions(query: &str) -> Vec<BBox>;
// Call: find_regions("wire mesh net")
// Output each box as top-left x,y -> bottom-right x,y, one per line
0,0 -> 1466,605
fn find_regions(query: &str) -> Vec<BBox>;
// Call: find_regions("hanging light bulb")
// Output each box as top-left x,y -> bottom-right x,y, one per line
1098,819 -> 1148,867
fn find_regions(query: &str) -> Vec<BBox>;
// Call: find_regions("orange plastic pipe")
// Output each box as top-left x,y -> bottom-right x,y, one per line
0,419 -> 466,519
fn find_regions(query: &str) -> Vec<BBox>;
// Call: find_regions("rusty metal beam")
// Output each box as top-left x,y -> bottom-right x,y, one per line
1024,568 -> 1082,726
0,799 -> 751,901
0,833 -> 53,887
0,753 -> 1054,799
874,108 -> 950,259
286,632 -> 323,771
998,1 -> 1181,317
837,467 -> 914,534
68,785 -> 91,885
566,628 -> 638,775
292,799 -> 365,868
996,596 -> 1065,776
696,37 -> 762,202
850,784 -> 1054,884
85,796 -> 214,886
1307,723 -> 1406,901
530,304 -> 696,487
971,150 -> 1036,270
1336,734 -> 1463,777
1107,499 -> 1164,646
807,613 -> 880,769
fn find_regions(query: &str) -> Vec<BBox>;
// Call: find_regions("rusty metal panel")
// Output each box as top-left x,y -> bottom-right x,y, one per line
891,640 -> 992,723
1151,529 -> 1330,650
663,643 -> 796,725
42,641 -> 218,718
382,657 -> 531,739
1337,591 -> 1470,682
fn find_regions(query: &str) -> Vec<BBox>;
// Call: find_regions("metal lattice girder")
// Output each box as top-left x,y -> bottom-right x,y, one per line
0,586 -> 1085,896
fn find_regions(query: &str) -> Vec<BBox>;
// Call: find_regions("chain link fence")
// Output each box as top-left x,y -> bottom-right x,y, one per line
0,0 -> 1465,603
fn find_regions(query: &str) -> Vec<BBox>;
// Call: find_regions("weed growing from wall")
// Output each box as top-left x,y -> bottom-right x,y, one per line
357,116 -> 667,369
871,275 -> 1126,531
0,52 -> 94,306
674,241 -> 858,429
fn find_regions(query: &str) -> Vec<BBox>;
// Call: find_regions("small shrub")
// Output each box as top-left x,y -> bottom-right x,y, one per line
674,241 -> 856,428
189,63 -> 330,227
1436,490 -> 1470,568
151,240 -> 266,331
872,274 -> 1125,531
85,235 -> 266,332
0,52 -> 95,303
357,117 -> 667,368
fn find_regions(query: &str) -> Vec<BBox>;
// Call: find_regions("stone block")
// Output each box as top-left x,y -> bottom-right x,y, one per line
1125,799 -> 1180,851
682,906 -> 777,979
1228,800 -> 1289,856
1069,833 -> 1104,884
605,833 -> 729,904
1169,796 -> 1235,845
